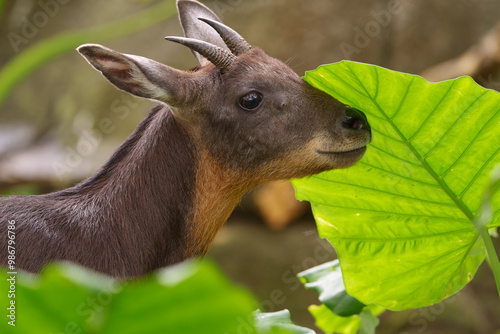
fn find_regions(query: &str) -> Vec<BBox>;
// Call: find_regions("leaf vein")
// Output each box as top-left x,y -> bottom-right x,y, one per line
359,161 -> 439,187
314,203 -> 469,221
408,81 -> 456,141
369,144 -> 423,167
423,91 -> 488,160
441,109 -> 499,178
459,147 -> 500,200
346,66 -> 477,221
389,76 -> 415,121
332,227 -> 473,242
361,243 -> 472,287
312,176 -> 455,207
446,234 -> 482,291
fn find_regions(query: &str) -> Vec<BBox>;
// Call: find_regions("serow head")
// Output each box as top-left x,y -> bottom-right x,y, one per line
77,0 -> 371,181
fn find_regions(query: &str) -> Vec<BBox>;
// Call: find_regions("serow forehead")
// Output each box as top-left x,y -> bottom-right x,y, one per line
224,48 -> 301,85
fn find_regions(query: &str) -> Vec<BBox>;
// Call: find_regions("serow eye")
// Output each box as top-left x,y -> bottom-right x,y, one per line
239,91 -> 263,111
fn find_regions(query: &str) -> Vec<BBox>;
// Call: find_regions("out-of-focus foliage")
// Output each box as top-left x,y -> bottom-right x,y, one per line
298,260 -> 365,317
298,260 -> 385,334
308,304 -> 384,334
0,261 -> 258,334
254,309 -> 316,334
0,260 -> 320,334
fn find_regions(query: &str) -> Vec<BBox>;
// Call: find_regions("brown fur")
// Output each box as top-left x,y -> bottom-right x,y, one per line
187,150 -> 254,256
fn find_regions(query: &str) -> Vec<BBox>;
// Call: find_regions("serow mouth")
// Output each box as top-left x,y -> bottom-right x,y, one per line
316,146 -> 367,158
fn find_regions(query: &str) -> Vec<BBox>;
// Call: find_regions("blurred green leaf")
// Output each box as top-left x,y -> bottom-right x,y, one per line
358,310 -> 380,334
0,0 -> 177,107
1,263 -> 115,333
308,304 -> 384,334
254,309 -> 316,334
293,61 -> 500,310
298,260 -> 384,333
0,261 -> 258,334
298,260 -> 364,317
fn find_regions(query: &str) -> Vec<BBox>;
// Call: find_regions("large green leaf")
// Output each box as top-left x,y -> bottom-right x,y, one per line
293,61 -> 500,310
0,261 -> 258,334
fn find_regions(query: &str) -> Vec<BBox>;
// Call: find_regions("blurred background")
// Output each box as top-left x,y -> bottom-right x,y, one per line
1,0 -> 500,333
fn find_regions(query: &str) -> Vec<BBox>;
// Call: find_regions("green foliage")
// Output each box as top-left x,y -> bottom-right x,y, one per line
298,261 -> 384,334
293,61 -> 500,310
298,260 -> 365,317
0,261 -> 258,334
254,309 -> 316,334
308,304 -> 384,334
0,0 -> 177,107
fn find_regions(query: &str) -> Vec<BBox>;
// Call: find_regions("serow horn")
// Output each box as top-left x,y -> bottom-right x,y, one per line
198,18 -> 252,56
165,36 -> 236,72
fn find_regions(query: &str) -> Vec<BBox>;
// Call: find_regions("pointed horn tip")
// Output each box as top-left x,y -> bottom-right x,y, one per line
197,17 -> 217,25
165,36 -> 195,47
165,36 -> 182,43
196,17 -> 252,55
164,36 -> 236,72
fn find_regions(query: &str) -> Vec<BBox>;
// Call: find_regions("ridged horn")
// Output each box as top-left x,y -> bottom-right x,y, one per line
165,36 -> 236,72
198,18 -> 252,55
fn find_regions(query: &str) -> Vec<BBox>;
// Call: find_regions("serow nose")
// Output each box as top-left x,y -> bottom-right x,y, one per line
342,107 -> 370,131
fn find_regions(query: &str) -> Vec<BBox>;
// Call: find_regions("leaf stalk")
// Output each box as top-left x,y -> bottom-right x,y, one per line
480,227 -> 500,300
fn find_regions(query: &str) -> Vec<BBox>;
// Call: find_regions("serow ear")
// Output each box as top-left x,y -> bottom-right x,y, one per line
177,0 -> 229,66
77,44 -> 187,106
